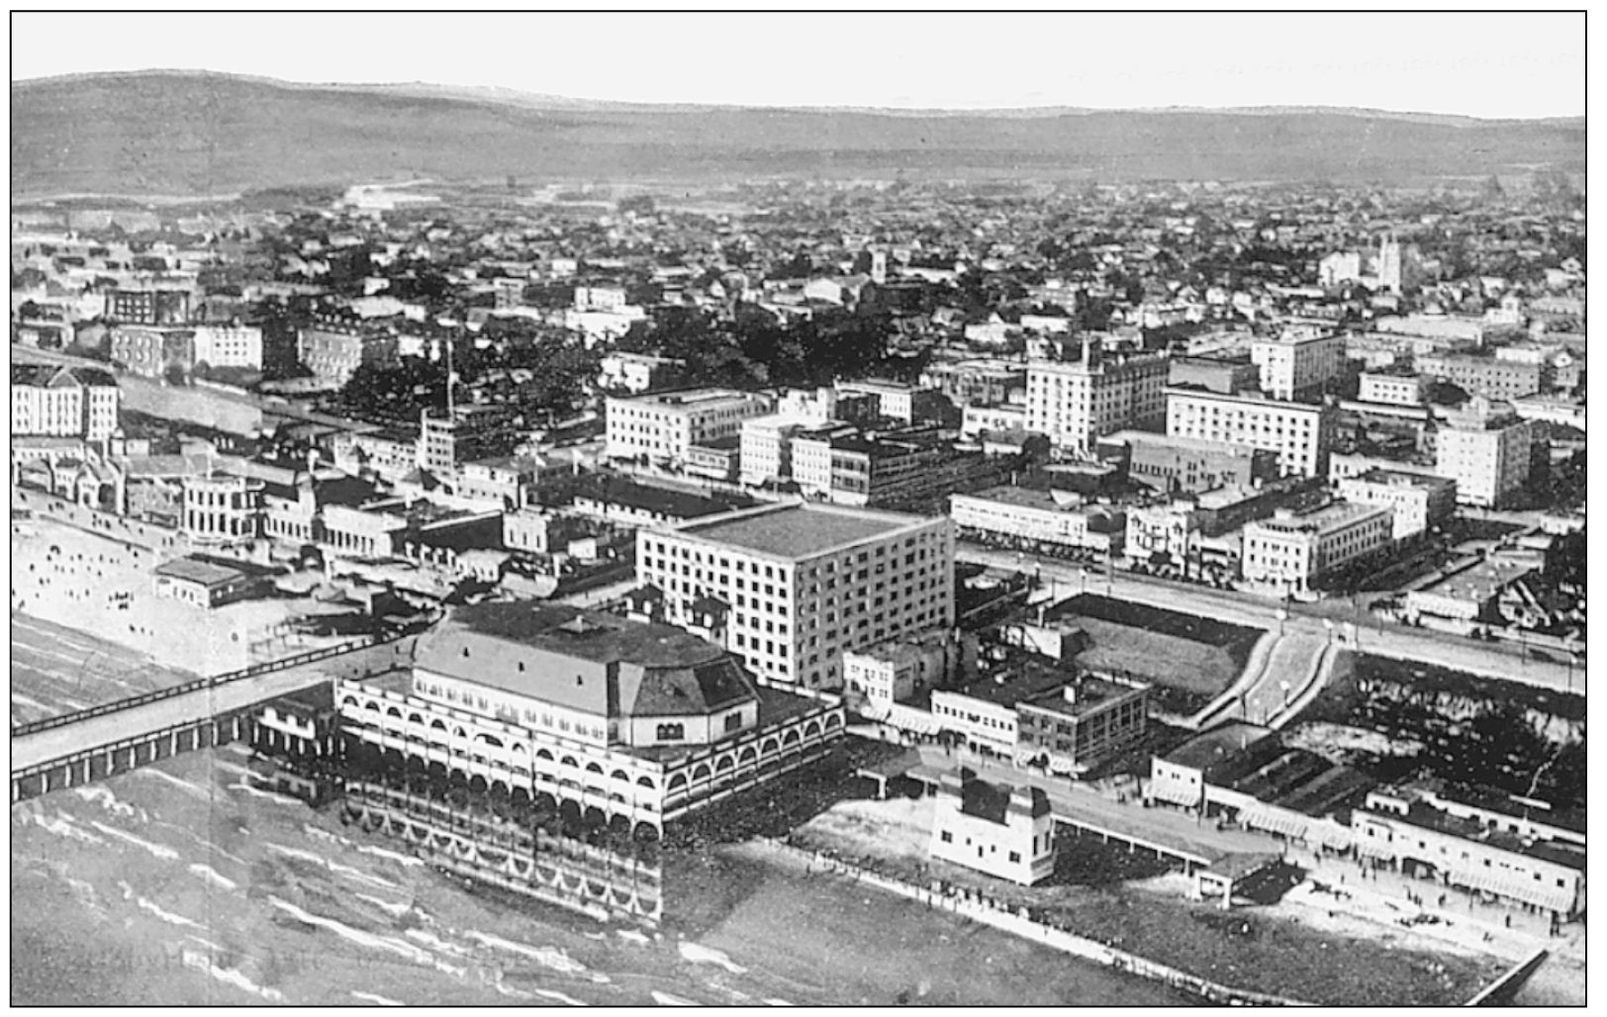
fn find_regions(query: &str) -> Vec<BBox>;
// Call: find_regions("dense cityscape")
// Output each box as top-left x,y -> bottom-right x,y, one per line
9,49 -> 1586,1009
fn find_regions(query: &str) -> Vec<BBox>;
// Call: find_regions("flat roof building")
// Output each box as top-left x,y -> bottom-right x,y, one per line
637,502 -> 954,691
949,485 -> 1125,554
1166,386 -> 1337,479
1335,469 -> 1457,542
604,388 -> 772,467
153,555 -> 263,609
1241,500 -> 1394,593
1249,329 -> 1345,401
1015,674 -> 1150,776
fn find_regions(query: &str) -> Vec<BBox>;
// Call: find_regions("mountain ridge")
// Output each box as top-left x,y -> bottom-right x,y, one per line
11,70 -> 1585,197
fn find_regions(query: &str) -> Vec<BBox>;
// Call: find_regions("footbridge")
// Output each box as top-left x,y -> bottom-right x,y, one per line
10,636 -> 404,802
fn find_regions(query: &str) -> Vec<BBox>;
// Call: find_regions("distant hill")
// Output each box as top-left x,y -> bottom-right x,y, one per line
10,71 -> 1586,197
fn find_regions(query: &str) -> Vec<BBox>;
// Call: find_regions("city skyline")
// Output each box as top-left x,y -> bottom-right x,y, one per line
10,11 -> 1587,120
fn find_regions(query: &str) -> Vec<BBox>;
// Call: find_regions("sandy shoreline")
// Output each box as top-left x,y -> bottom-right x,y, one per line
772,796 -> 1535,1006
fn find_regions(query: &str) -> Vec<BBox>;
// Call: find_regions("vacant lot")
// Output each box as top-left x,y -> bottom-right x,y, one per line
1049,594 -> 1263,702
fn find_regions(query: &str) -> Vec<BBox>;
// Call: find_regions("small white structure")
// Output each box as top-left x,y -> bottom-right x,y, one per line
928,770 -> 1055,885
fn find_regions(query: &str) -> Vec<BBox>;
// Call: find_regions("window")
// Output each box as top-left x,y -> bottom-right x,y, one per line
1009,851 -> 1021,864
656,723 -> 684,741
724,712 -> 742,733
940,830 -> 952,844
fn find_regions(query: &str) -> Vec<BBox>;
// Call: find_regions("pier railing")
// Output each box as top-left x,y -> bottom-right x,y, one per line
11,635 -> 383,738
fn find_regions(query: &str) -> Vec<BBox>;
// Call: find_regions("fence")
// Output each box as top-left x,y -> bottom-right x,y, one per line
11,636 -> 382,738
1463,948 -> 1550,1006
755,836 -> 1311,1007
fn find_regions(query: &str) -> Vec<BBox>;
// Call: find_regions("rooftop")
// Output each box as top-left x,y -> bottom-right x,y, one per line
1377,802 -> 1588,873
1162,721 -> 1276,774
616,387 -> 762,409
576,475 -> 747,521
1402,778 -> 1586,836
673,502 -> 931,560
1106,430 -> 1263,457
1413,558 -> 1534,606
153,556 -> 254,588
1249,500 -> 1390,536
413,601 -> 754,718
943,658 -> 1071,709
1018,675 -> 1147,719
961,485 -> 1089,513
439,601 -> 726,669
1348,469 -> 1456,491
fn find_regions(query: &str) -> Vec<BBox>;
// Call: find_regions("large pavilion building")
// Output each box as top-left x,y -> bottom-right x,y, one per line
337,601 -> 844,841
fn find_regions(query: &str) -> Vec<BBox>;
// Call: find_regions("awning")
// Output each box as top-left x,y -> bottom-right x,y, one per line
1241,806 -> 1310,841
1151,784 -> 1200,807
1312,820 -> 1354,851
884,707 -> 938,736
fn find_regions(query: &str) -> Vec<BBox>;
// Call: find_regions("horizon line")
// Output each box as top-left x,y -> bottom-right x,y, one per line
10,68 -> 1587,124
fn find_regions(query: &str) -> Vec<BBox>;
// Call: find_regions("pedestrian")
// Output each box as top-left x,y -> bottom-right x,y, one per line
1504,914 -> 1511,928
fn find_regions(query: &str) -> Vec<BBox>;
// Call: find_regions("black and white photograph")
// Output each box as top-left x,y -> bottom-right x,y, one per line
7,10 -> 1587,1006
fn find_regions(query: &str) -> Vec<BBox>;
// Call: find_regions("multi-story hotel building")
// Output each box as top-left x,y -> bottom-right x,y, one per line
604,388 -> 772,467
635,502 -> 954,691
11,364 -> 120,441
1435,404 -> 1536,508
336,601 -> 844,839
1165,387 -> 1337,478
1249,328 -> 1345,401
1335,470 -> 1458,541
1024,341 -> 1169,454
1240,501 -> 1394,592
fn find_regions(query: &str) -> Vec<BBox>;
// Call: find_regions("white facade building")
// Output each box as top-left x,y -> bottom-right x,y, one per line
949,487 -> 1124,553
841,630 -> 958,716
1165,388 -> 1336,478
1434,405 -> 1536,508
1335,470 -> 1457,542
635,502 -> 954,691
1025,345 -> 1170,453
11,364 -> 120,441
1358,372 -> 1430,407
1241,501 -> 1394,592
1249,329 -> 1345,401
192,323 -> 264,370
928,772 -> 1056,885
605,389 -> 772,466
338,601 -> 845,838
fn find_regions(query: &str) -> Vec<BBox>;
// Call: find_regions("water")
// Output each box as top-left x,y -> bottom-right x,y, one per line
10,747 -> 1194,1006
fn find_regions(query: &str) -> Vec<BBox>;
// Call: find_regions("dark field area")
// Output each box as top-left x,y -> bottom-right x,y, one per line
1050,593 -> 1263,703
1292,652 -> 1585,812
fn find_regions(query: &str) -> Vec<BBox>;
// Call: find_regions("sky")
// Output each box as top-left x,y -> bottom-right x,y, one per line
9,11 -> 1586,120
